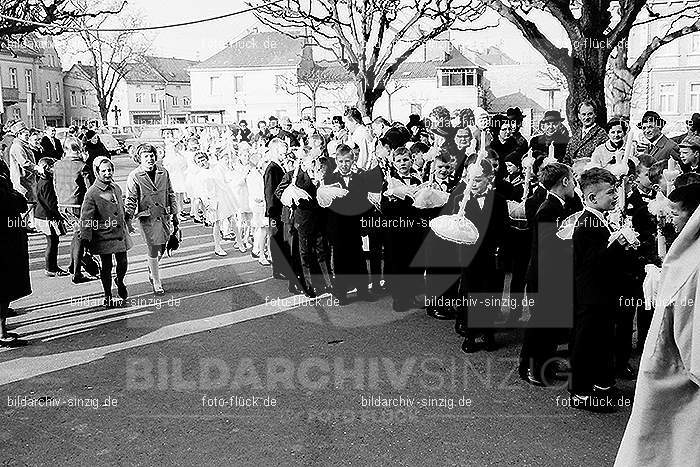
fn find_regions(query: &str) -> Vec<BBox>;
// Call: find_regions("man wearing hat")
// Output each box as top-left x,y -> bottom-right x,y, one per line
636,110 -> 680,164
671,112 -> 700,144
506,107 -> 529,159
565,101 -> 608,164
529,110 -> 570,164
679,135 -> 700,174
8,121 -> 38,225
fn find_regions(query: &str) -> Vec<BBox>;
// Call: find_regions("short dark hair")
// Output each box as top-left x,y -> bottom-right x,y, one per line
344,107 -> 363,124
605,117 -> 628,133
539,162 -> 571,190
410,142 -> 430,155
336,144 -> 353,158
578,100 -> 597,114
433,148 -> 454,165
269,116 -> 278,122
669,172 -> 700,213
648,160 -> 666,185
332,116 -> 344,126
580,167 -> 617,193
239,120 -> 247,126
258,120 -> 266,127
392,147 -> 412,159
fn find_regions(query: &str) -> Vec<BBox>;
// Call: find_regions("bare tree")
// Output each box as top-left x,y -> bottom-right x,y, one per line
482,0 -> 700,132
0,0 -> 123,41
383,80 -> 407,121
251,0 -> 489,117
279,58 -> 346,122
61,0 -> 150,125
607,1 -> 700,117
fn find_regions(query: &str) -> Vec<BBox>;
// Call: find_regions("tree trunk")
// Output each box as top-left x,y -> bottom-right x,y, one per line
563,48 -> 608,134
354,77 -> 383,119
387,94 -> 393,121
605,42 -> 634,118
98,99 -> 109,127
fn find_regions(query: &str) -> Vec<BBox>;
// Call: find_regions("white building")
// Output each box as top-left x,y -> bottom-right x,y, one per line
190,30 -> 488,124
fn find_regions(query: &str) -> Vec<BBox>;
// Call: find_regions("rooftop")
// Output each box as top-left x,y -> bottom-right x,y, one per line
193,31 -> 305,69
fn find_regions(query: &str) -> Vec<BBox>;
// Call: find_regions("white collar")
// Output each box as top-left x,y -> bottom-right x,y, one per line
584,205 -> 612,232
547,191 -> 565,206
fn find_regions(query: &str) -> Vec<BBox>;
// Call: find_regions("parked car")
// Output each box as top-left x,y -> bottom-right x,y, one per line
99,133 -> 122,156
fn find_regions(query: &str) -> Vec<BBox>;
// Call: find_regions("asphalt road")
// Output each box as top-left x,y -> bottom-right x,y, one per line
0,156 -> 635,466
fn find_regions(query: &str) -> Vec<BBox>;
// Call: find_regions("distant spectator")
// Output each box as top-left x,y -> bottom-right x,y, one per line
238,120 -> 252,142
41,126 -> 64,159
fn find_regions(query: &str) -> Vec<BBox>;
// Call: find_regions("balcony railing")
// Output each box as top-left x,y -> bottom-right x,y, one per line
2,87 -> 20,104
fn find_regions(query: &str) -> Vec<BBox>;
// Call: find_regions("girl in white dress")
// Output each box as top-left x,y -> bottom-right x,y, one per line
162,138 -> 189,220
192,151 -> 238,256
227,143 -> 253,252
246,150 -> 270,266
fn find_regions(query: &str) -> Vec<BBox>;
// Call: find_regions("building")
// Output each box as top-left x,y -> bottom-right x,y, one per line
627,3 -> 700,135
0,34 -> 65,128
108,55 -> 197,126
63,62 -> 101,127
190,29 -> 487,124
189,30 -> 304,124
490,91 -> 545,137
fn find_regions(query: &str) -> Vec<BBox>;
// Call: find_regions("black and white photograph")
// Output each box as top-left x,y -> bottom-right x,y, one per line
1,0 -> 700,465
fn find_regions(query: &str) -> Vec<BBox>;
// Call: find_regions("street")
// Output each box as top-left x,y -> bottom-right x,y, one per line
0,157 -> 636,466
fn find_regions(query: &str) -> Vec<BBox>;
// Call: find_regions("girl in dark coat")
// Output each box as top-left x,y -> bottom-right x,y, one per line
0,162 -> 31,347
35,158 -> 69,277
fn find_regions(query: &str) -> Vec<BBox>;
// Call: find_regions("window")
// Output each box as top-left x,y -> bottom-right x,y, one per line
183,97 -> 190,106
410,104 -> 422,115
236,110 -> 246,122
9,68 -> 17,88
46,82 -> 51,102
275,75 -> 285,92
209,76 -> 219,96
690,83 -> 700,112
691,34 -> 700,54
135,92 -> 143,103
658,83 -> 678,113
234,76 -> 243,93
440,69 -> 474,87
55,83 -> 60,102
25,69 -> 33,92
151,93 -> 157,104
13,108 -> 20,120
70,90 -> 77,107
81,92 -> 87,107
172,95 -> 179,106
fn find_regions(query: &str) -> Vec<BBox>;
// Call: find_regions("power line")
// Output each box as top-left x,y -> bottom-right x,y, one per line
0,0 -> 282,33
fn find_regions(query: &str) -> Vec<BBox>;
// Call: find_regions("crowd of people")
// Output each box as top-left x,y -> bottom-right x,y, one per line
1,105 -> 700,461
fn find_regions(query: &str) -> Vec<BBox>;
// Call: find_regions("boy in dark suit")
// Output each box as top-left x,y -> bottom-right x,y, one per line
381,147 -> 423,311
264,139 -> 291,280
422,150 -> 460,320
569,168 -> 629,410
275,154 -> 332,297
519,162 -> 577,385
456,159 -> 508,353
324,144 -> 371,305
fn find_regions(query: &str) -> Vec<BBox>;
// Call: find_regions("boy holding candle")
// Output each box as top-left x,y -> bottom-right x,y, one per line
569,168 -> 630,411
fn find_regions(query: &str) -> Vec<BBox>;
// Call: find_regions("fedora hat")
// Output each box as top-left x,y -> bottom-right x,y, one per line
637,110 -> 666,128
541,110 -> 564,124
506,107 -> 525,121
430,125 -> 457,139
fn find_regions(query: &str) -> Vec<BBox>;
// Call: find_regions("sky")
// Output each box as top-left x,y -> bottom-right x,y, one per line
128,0 -> 260,61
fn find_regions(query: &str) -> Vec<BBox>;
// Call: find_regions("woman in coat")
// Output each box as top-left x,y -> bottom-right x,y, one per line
125,144 -> 178,295
0,161 -> 31,347
80,156 -> 130,308
615,173 -> 700,466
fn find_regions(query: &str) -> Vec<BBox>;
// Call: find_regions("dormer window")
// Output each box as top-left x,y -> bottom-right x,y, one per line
440,68 -> 479,87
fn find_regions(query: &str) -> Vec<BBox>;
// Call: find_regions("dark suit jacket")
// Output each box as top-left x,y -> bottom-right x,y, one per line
274,168 -> 321,233
457,188 -> 508,272
526,194 -> 571,289
41,136 -> 64,160
323,170 -> 369,241
565,125 -> 607,162
573,209 -> 626,306
264,161 -> 284,218
647,134 -> 680,165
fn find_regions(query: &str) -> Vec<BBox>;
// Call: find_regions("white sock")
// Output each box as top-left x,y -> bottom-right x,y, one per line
148,257 -> 162,288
